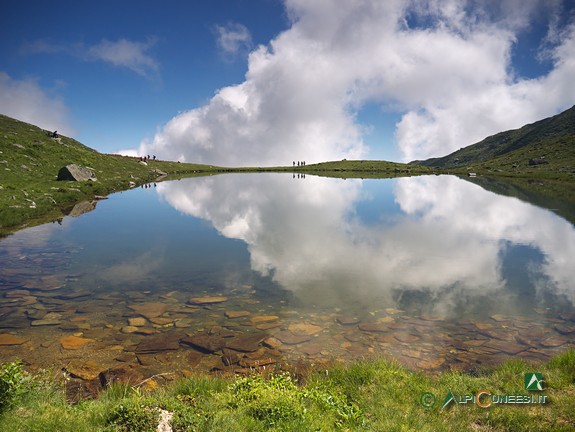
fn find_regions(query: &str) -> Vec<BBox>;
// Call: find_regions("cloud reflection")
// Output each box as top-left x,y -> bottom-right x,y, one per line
157,174 -> 575,314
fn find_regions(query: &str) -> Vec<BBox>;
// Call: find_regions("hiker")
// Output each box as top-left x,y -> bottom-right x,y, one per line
153,155 -> 156,161
51,130 -> 58,138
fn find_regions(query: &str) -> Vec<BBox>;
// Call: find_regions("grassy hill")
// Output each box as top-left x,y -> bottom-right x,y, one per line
0,115 -> 226,236
413,105 -> 575,180
295,159 -> 434,178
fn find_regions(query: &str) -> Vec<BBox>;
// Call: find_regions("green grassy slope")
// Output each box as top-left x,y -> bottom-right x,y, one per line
0,115 -> 221,236
414,105 -> 575,179
298,159 -> 434,178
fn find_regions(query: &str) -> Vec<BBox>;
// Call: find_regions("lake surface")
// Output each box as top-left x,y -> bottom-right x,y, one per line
1,174 -> 574,382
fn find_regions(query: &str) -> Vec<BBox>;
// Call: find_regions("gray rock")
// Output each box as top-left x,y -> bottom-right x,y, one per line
57,164 -> 97,181
529,158 -> 549,166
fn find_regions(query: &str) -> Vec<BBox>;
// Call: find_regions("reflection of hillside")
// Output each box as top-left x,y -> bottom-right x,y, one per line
462,176 -> 575,225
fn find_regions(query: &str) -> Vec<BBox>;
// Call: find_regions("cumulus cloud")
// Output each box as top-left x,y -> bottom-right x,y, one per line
214,22 -> 252,59
24,37 -> 160,80
138,0 -> 575,165
0,72 -> 73,134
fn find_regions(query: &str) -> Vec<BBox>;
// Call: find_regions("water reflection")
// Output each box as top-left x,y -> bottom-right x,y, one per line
1,174 -> 574,382
157,174 -> 575,317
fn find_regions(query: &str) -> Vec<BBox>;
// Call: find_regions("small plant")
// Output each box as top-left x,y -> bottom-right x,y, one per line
106,401 -> 159,432
230,373 -> 306,426
229,372 -> 366,428
0,360 -> 31,412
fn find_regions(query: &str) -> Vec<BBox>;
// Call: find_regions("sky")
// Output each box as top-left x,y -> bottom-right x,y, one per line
1,0 -> 575,166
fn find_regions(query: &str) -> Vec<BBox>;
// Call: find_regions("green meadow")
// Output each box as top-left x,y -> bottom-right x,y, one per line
1,351 -> 574,431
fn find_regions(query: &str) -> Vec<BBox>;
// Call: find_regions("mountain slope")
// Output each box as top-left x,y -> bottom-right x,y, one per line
0,114 -> 223,236
413,105 -> 575,173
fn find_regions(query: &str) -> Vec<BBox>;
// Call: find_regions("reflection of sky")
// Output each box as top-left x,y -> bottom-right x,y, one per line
157,174 -> 575,316
2,174 -> 573,319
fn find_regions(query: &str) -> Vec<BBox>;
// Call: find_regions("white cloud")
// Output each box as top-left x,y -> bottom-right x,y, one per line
214,22 -> 252,59
0,72 -> 73,135
24,37 -> 160,80
86,38 -> 159,79
139,0 -> 575,165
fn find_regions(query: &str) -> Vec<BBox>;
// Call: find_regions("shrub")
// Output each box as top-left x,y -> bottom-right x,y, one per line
229,372 -> 365,428
0,360 -> 31,412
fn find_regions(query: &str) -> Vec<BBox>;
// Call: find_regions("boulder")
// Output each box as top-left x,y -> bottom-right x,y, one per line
529,158 -> 549,166
57,164 -> 97,182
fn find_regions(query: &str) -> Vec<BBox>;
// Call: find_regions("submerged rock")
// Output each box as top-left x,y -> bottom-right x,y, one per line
181,334 -> 227,353
128,302 -> 168,319
188,296 -> 228,305
135,333 -> 183,354
225,311 -> 251,319
274,331 -> 312,345
0,334 -> 28,345
225,332 -> 268,352
60,335 -> 94,350
287,323 -> 322,336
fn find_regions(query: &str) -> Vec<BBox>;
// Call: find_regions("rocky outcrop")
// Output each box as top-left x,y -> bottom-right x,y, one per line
57,164 -> 97,181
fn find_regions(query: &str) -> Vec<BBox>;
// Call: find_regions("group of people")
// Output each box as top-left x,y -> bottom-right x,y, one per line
293,161 -> 306,167
139,155 -> 156,162
141,183 -> 157,189
293,173 -> 306,179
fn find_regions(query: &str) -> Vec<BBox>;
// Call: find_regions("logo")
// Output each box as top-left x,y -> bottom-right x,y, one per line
421,373 -> 548,410
441,390 -> 455,410
525,373 -> 544,391
419,392 -> 437,408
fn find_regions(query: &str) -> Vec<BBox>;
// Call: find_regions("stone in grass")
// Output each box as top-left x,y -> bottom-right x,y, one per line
57,164 -> 97,182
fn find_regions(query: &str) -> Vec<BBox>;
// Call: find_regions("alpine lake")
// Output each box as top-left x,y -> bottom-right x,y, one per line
1,173 -> 574,392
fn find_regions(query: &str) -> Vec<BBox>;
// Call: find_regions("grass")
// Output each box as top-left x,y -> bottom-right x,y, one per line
0,351 -> 574,431
0,115 -> 229,237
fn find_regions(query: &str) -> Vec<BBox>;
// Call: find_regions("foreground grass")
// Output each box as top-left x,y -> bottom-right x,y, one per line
1,351 -> 574,431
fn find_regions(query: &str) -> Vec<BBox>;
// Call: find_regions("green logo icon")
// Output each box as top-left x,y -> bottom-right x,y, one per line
441,390 -> 455,410
525,373 -> 544,391
420,392 -> 437,408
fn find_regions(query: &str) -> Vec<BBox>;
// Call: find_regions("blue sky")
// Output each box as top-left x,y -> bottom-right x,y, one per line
1,0 -> 575,165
